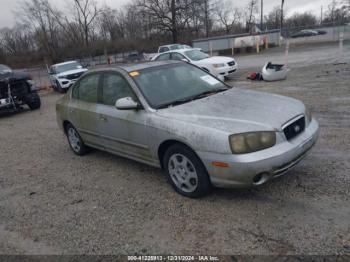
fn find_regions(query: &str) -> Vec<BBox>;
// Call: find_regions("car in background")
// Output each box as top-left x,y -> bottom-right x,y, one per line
315,29 -> 327,35
291,29 -> 318,38
0,64 -> 41,112
158,44 -> 201,53
56,61 -> 318,198
152,49 -> 237,79
49,61 -> 88,93
124,52 -> 145,63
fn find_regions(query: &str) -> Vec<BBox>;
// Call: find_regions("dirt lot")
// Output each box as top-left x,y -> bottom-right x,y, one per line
0,43 -> 350,256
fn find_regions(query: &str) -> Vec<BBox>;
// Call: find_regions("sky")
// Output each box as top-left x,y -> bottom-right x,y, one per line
0,0 -> 333,29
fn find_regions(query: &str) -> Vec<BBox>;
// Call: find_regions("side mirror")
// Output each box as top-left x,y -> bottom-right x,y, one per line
181,58 -> 190,63
115,97 -> 140,110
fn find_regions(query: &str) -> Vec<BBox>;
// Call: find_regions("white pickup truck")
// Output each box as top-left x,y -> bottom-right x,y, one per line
48,61 -> 87,93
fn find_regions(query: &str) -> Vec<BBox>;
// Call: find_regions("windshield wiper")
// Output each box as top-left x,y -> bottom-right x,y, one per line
157,98 -> 194,109
189,88 -> 227,101
157,88 -> 228,109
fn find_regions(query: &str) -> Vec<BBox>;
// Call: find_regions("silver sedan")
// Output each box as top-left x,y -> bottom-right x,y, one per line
56,61 -> 319,198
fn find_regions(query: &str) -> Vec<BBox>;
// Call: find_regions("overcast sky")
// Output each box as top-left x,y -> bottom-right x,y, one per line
0,0 -> 333,29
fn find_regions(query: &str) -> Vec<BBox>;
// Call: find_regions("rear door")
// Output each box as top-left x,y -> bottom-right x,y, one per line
96,72 -> 154,163
71,73 -> 103,148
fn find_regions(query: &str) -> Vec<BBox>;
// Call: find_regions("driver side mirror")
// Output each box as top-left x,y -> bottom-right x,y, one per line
115,97 -> 140,110
181,58 -> 190,63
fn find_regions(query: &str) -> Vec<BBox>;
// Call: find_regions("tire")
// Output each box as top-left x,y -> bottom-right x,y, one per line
163,144 -> 212,198
24,92 -> 41,110
65,123 -> 88,156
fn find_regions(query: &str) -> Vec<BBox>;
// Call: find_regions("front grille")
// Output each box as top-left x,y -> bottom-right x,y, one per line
228,61 -> 235,66
283,116 -> 306,140
10,80 -> 29,97
66,72 -> 84,80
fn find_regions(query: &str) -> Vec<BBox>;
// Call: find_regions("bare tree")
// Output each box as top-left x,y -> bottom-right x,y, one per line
213,0 -> 242,34
137,0 -> 196,43
264,6 -> 282,29
16,0 -> 62,62
245,0 -> 259,33
72,0 -> 102,47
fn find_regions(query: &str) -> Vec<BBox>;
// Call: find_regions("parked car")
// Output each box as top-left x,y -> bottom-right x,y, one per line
290,29 -> 318,38
152,49 -> 238,79
56,61 -> 319,198
0,64 -> 41,113
315,29 -> 327,35
158,44 -> 201,53
124,52 -> 145,63
49,61 -> 88,93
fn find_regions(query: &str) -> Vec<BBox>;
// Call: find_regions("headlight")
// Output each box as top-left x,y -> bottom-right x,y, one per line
212,63 -> 225,68
229,131 -> 276,154
305,107 -> 312,124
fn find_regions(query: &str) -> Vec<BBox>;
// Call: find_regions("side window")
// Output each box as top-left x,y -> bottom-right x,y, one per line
101,73 -> 136,106
171,53 -> 185,61
155,53 -> 171,61
76,74 -> 100,103
159,47 -> 169,53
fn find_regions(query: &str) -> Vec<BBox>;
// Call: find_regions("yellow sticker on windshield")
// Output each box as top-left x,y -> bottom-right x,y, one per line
129,71 -> 140,77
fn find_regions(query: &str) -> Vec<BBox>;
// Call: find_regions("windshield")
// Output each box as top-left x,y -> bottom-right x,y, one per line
0,64 -> 12,73
131,63 -> 227,109
184,50 -> 209,61
169,44 -> 184,50
55,62 -> 82,74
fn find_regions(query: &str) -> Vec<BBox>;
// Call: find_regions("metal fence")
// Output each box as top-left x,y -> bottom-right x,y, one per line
192,30 -> 281,55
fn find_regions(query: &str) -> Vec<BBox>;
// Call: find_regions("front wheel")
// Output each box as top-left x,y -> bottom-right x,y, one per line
163,144 -> 212,198
24,92 -> 41,110
65,123 -> 88,156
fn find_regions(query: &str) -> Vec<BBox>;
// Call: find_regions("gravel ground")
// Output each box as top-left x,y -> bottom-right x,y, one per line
0,43 -> 350,256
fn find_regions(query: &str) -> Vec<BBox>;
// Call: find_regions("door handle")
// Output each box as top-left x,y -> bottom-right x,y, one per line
69,108 -> 75,113
99,114 -> 108,122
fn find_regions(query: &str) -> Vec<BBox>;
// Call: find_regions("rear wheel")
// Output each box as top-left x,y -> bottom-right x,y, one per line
163,144 -> 212,198
65,123 -> 88,156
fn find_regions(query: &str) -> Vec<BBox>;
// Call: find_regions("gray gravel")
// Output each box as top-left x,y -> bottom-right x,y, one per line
0,43 -> 350,255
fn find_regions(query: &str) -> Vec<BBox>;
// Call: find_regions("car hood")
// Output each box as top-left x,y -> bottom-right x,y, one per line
0,71 -> 29,81
199,56 -> 234,64
57,68 -> 87,77
156,88 -> 305,134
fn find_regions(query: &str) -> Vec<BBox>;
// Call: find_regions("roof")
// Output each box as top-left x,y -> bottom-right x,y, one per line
52,61 -> 79,67
118,60 -> 181,72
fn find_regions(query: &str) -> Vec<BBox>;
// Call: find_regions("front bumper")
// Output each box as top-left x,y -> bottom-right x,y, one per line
197,119 -> 319,188
215,65 -> 238,77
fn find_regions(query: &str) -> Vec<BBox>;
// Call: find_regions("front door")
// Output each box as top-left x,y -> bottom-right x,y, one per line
96,72 -> 154,164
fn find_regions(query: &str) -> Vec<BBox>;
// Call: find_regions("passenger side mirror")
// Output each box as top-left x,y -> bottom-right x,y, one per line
115,97 -> 140,110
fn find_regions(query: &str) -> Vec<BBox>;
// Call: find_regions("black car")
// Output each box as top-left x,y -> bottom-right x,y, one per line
0,64 -> 41,113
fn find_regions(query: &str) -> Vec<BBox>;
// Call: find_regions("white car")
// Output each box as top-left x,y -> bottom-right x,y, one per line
49,61 -> 88,93
158,44 -> 201,53
152,49 -> 238,79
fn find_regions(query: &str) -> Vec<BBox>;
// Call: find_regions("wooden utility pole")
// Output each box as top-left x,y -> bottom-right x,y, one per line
281,0 -> 285,31
261,0 -> 264,31
204,0 -> 210,37
320,5 -> 323,25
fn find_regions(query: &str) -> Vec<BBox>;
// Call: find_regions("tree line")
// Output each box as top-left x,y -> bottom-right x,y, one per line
0,0 -> 349,67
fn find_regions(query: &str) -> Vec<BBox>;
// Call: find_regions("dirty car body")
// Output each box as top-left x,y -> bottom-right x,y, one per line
56,61 -> 319,197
